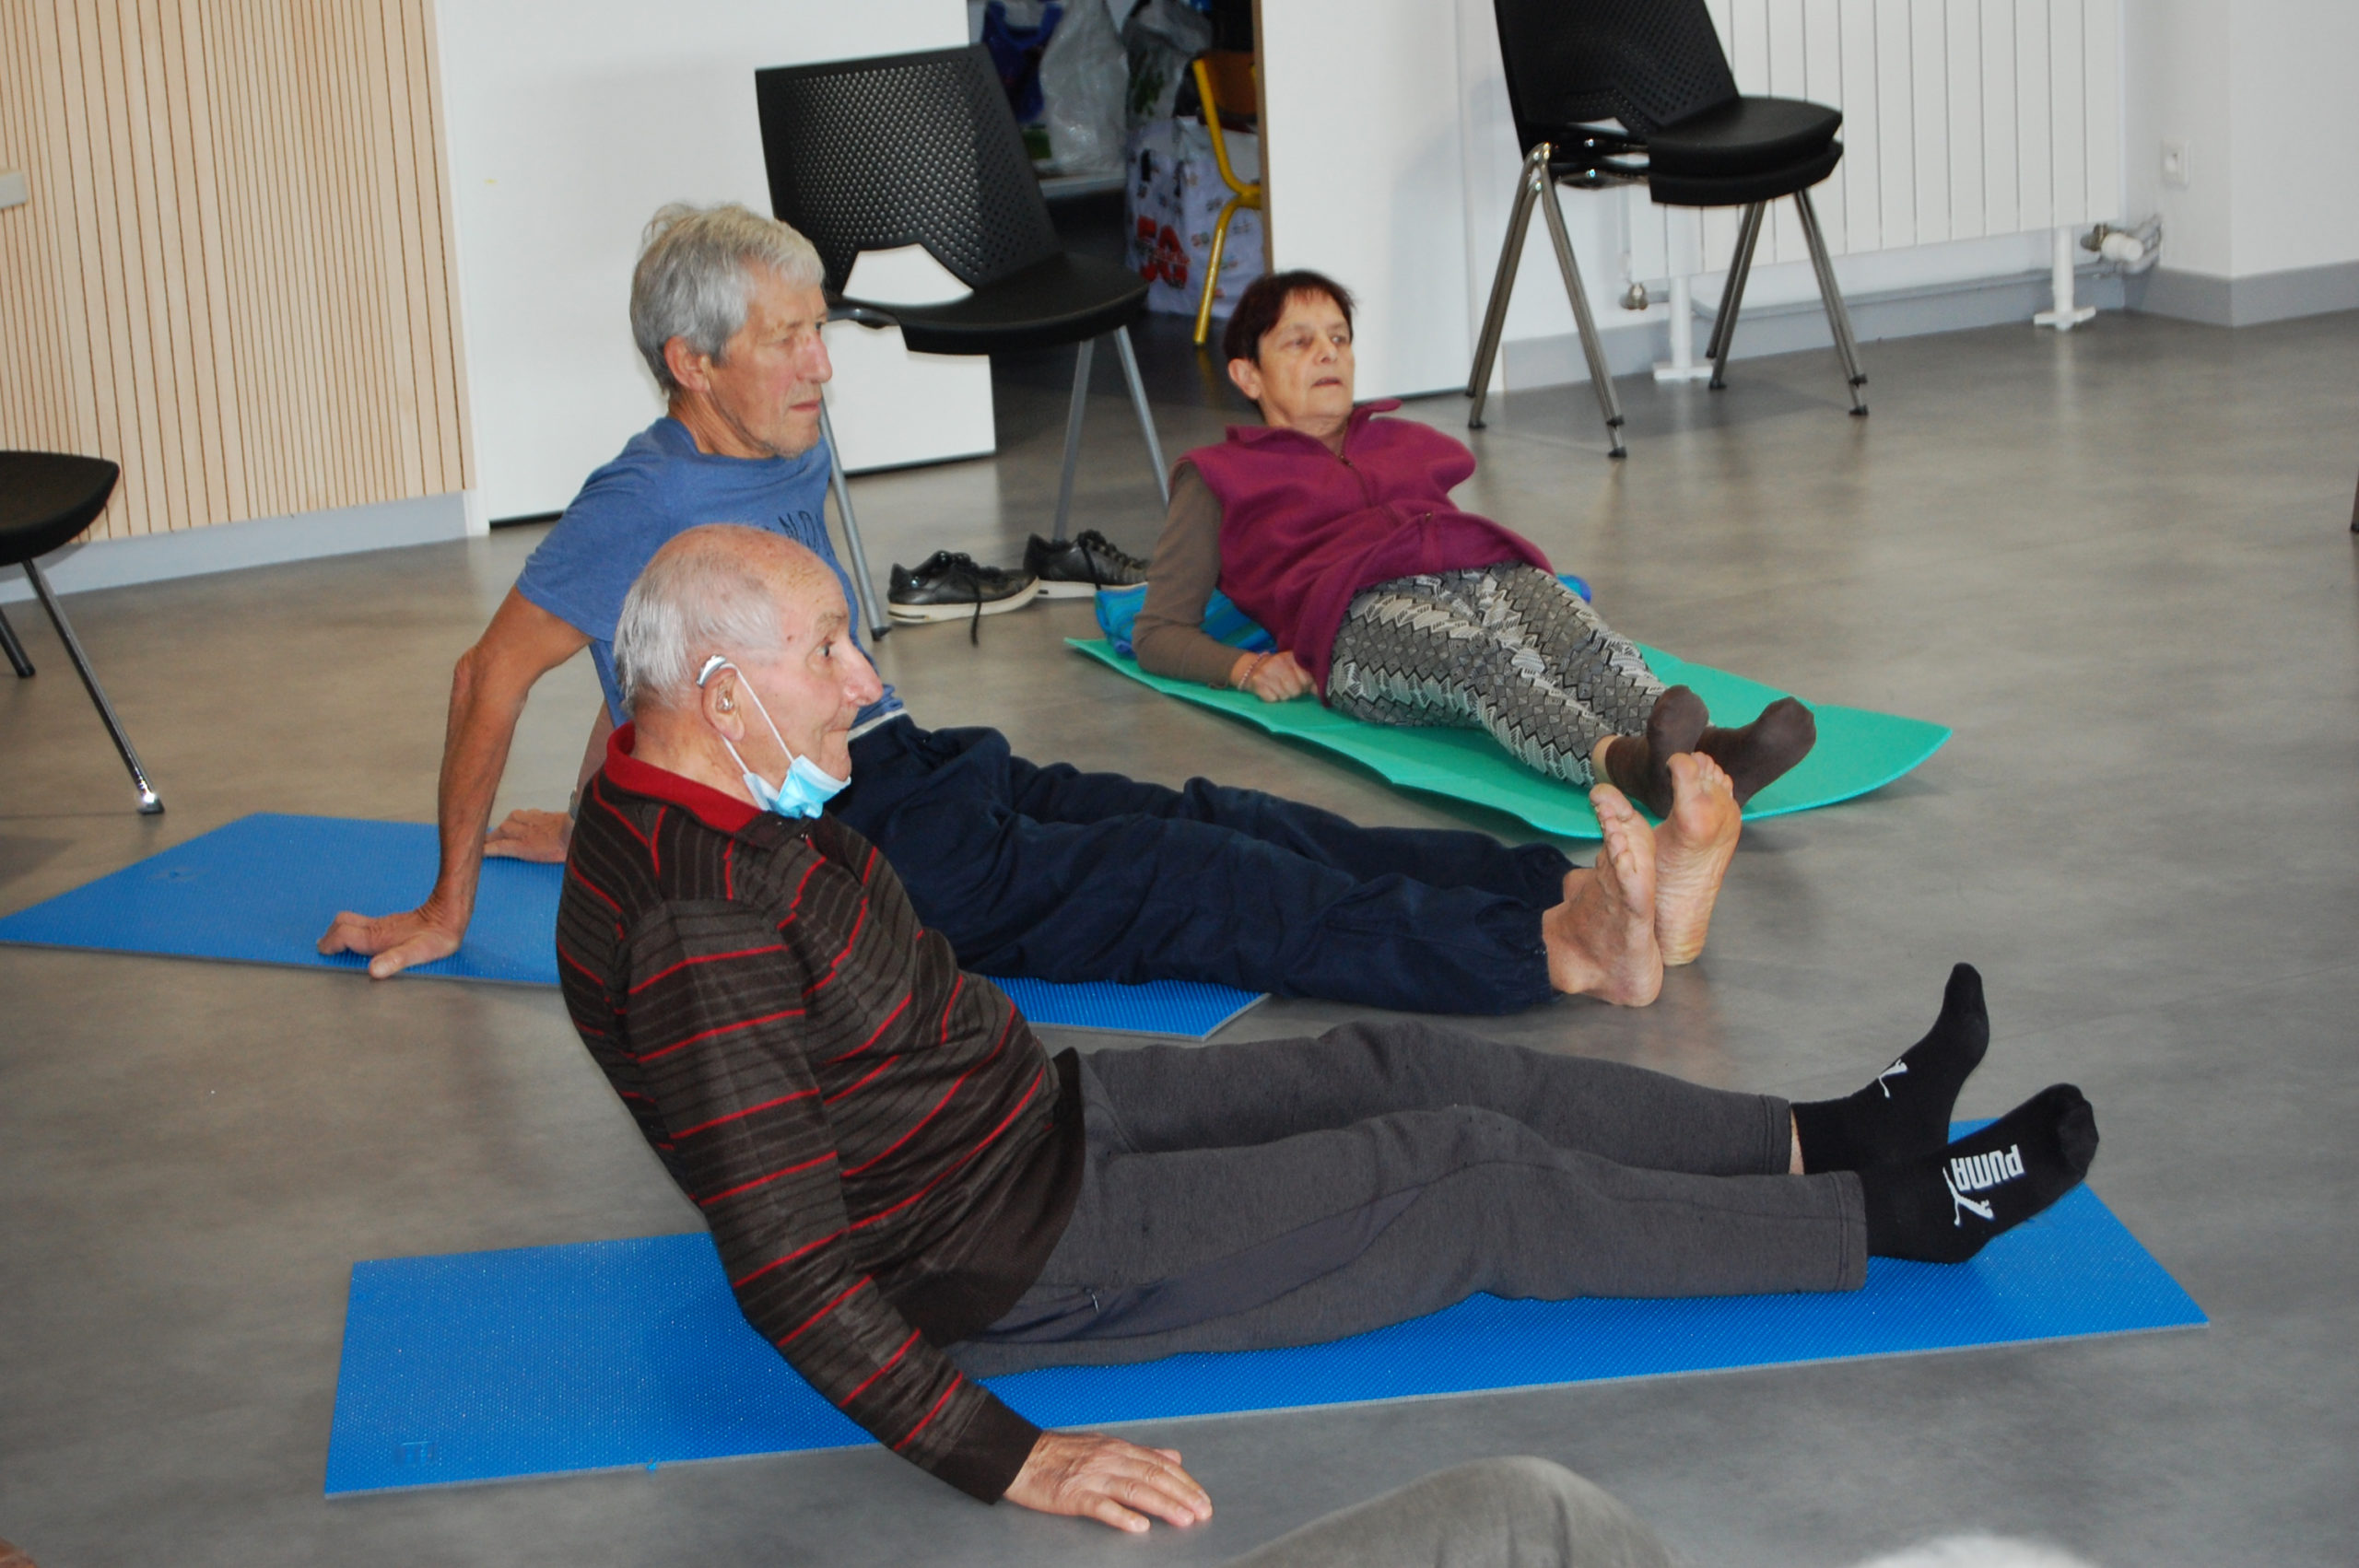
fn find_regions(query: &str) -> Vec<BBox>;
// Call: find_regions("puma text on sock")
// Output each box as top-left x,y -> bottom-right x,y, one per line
1793,963 -> 1990,1174
1859,1083 -> 2099,1264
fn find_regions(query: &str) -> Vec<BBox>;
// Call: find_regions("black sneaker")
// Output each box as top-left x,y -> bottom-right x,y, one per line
886,550 -> 1040,629
1025,530 -> 1151,597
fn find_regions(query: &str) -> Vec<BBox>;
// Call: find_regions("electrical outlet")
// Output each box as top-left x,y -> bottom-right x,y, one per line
2160,139 -> 2190,190
0,170 -> 29,211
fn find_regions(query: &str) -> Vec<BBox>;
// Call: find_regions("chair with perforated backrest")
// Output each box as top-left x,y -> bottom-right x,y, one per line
1,451 -> 163,813
755,45 -> 1169,574
1465,0 -> 1867,456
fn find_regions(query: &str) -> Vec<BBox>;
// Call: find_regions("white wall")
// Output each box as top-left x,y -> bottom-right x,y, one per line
2123,0 -> 2359,285
2227,0 -> 2359,277
432,0 -> 969,521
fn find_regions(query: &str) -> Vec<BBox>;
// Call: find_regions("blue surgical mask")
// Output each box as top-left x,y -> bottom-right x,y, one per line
696,656 -> 849,820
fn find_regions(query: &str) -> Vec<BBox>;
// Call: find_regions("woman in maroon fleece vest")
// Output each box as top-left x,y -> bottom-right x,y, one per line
1132,270 -> 1815,816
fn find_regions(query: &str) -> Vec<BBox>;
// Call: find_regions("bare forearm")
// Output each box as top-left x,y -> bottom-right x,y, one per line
427,649 -> 534,921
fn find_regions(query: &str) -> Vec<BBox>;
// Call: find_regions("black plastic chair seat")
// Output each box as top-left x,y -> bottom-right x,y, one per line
1,451 -> 121,565
1648,96 -> 1840,176
851,252 -> 1148,357
1648,139 -> 1841,208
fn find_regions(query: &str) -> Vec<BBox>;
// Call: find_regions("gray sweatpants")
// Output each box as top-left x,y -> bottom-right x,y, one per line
1225,1457 -> 1672,1568
955,1022 -> 1866,1374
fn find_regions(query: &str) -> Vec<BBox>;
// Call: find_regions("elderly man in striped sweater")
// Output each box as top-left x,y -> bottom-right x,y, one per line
554,524 -> 2096,1533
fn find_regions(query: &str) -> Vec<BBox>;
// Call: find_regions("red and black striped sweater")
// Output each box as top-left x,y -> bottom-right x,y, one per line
556,725 -> 1085,1501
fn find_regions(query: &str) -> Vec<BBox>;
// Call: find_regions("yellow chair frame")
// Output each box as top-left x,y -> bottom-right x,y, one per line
1189,55 -> 1264,347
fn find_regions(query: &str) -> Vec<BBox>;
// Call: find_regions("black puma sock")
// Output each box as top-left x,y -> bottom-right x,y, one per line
1858,1084 -> 2099,1264
1792,964 -> 1990,1174
1601,685 -> 1708,816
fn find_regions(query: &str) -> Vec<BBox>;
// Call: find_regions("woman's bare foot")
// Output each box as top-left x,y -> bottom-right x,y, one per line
1653,752 -> 1742,966
1543,785 -> 1662,1005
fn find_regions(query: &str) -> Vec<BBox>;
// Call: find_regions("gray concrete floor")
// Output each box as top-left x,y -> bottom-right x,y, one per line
4,309 -> 2356,1567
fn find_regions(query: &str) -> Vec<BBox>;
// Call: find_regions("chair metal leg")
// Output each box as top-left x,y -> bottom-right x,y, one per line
1467,145 -> 1548,428
1708,203 -> 1767,390
1111,326 -> 1169,507
0,603 -> 32,677
23,559 -> 161,813
1193,194 -> 1244,347
1050,335 -> 1095,543
1793,187 -> 1868,415
815,400 -> 890,640
1534,161 -> 1626,457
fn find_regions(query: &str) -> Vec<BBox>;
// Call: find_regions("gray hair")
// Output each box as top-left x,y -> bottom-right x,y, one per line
630,202 -> 826,392
613,525 -> 798,715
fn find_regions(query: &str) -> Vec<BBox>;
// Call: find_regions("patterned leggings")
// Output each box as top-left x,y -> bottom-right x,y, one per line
1327,565 -> 1664,784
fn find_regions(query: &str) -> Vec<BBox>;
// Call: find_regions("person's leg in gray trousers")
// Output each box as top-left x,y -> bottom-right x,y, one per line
1223,1457 -> 1672,1568
956,1021 -> 1866,1373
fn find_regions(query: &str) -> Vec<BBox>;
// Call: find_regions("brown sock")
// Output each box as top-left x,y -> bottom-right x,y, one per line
1696,697 -> 1817,803
1600,685 -> 1708,816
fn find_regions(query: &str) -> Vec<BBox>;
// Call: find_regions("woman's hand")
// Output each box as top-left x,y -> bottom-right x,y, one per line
1003,1430 -> 1213,1533
1229,649 -> 1314,703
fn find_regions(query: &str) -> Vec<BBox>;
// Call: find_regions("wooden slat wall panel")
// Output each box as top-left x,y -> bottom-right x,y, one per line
0,0 -> 469,544
1622,0 -> 2122,284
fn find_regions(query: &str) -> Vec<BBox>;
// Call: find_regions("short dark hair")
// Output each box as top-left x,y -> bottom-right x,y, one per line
1222,269 -> 1356,365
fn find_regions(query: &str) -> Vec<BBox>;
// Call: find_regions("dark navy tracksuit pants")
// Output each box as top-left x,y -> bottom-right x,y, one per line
832,717 -> 1568,1014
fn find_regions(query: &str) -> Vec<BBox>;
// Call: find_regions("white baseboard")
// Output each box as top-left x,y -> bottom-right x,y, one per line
1496,266 -> 2133,392
0,492 -> 473,604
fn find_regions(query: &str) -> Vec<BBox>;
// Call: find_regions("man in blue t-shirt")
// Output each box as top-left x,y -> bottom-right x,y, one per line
322,202 -> 1732,1013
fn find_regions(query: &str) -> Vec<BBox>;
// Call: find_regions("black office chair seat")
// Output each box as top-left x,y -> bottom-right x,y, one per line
851,252 -> 1149,357
1,451 -> 118,563
1647,97 -> 1840,177
1648,139 -> 1841,208
1,450 -> 163,813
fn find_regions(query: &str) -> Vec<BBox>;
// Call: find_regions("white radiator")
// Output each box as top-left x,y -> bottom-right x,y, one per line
1625,0 -> 2123,283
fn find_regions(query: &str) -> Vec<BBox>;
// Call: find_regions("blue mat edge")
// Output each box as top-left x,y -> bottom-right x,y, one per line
322,1171 -> 2208,1497
0,813 -> 1269,1039
323,1313 -> 2207,1499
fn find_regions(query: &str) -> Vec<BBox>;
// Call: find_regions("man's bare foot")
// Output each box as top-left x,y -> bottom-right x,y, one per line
1653,752 -> 1741,966
1543,785 -> 1662,1005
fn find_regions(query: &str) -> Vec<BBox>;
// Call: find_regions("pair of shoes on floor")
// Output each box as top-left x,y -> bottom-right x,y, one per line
886,531 -> 1150,627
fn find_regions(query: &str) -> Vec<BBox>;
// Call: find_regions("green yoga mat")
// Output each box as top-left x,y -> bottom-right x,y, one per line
1069,638 -> 1949,841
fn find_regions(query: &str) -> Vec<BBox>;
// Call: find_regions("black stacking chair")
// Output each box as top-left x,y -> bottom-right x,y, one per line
1466,0 -> 1868,456
1,451 -> 162,813
755,46 -> 1169,581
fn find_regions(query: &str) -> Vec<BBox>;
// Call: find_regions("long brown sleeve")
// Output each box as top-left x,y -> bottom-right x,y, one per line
1133,462 -> 1255,687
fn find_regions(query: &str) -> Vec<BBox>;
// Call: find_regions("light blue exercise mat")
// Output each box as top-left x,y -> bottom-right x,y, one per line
0,813 -> 1263,1038
323,1173 -> 2202,1495
1070,638 -> 1952,841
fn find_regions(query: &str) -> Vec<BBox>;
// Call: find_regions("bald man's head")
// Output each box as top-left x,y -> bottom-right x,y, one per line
613,524 -> 839,715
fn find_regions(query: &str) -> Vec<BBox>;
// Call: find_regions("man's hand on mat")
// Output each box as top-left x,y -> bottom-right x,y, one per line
316,901 -> 464,978
1231,648 -> 1314,703
484,808 -> 573,863
1005,1430 -> 1212,1533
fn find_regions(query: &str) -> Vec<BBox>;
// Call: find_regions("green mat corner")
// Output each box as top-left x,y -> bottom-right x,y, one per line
1068,638 -> 1950,840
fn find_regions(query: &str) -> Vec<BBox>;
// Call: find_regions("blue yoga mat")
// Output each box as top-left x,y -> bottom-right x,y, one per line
323,1173 -> 2202,1495
0,813 -> 1264,1039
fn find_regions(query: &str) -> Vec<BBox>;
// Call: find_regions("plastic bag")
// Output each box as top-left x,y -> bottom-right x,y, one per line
1125,117 -> 1265,320
1121,0 -> 1213,124
1039,0 -> 1127,175
980,0 -> 1065,125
